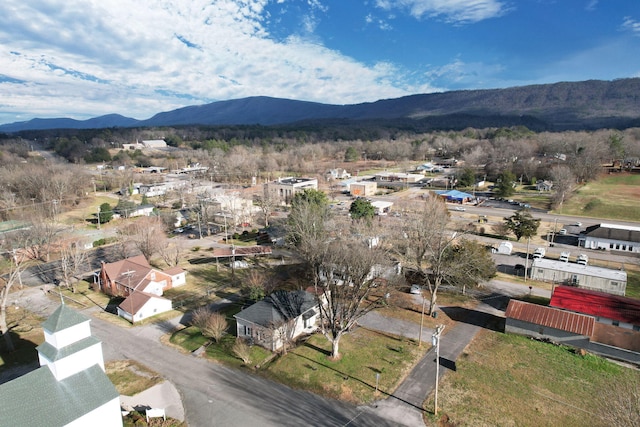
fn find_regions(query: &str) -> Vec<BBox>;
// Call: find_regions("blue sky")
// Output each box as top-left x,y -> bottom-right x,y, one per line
0,0 -> 639,125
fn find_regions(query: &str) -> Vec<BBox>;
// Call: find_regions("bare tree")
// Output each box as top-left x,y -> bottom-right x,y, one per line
242,269 -> 275,302
191,307 -> 228,343
0,250 -> 27,352
16,217 -> 62,262
313,238 -> 394,359
549,165 -> 576,210
255,185 -> 278,227
393,196 -> 459,315
157,238 -> 185,267
59,239 -> 87,293
117,217 -> 166,261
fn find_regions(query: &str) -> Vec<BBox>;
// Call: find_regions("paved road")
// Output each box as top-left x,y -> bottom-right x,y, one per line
88,312 -> 399,427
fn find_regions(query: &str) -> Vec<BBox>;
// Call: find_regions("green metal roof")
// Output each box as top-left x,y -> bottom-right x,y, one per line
0,364 -> 120,426
41,304 -> 90,333
37,336 -> 102,362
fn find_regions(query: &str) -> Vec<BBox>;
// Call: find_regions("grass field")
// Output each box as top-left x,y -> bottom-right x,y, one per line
429,329 -> 640,427
557,173 -> 640,221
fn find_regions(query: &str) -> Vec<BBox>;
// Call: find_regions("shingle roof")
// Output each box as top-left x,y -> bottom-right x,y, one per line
118,292 -> 169,315
506,299 -> 595,336
102,254 -> 153,290
41,304 -> 90,333
0,364 -> 119,427
550,286 -> 640,325
234,290 -> 317,327
164,266 -> 185,276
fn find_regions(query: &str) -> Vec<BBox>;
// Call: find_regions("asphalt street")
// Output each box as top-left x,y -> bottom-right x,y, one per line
88,313 -> 399,427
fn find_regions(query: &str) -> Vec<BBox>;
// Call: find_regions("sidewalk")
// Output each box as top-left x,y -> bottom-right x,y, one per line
362,312 -> 482,426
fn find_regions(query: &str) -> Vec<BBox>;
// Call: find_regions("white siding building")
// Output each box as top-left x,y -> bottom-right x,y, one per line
579,223 -> 640,253
530,258 -> 627,296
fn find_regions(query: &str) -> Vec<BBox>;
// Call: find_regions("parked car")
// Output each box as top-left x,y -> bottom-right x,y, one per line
453,206 -> 466,211
574,222 -> 582,227
559,228 -> 567,235
410,284 -> 422,295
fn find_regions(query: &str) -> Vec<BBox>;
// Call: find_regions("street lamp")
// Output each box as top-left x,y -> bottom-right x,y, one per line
432,324 -> 445,416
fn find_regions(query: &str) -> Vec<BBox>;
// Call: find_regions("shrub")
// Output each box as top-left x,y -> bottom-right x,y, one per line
191,308 -> 227,343
191,246 -> 200,252
584,198 -> 603,212
232,338 -> 252,364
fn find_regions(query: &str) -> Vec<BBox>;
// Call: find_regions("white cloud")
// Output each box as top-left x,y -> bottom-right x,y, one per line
0,0 -> 425,123
622,17 -> 640,36
375,0 -> 507,24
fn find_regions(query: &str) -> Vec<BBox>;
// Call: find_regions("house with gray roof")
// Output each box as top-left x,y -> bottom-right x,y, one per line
234,290 -> 319,351
579,223 -> 640,253
0,304 -> 122,426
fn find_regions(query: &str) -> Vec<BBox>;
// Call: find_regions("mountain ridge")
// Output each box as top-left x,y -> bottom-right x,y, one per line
2,78 -> 639,133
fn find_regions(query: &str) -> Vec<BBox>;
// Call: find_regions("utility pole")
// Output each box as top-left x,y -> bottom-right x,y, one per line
432,325 -> 445,416
97,207 -> 101,230
524,236 -> 530,282
418,292 -> 426,347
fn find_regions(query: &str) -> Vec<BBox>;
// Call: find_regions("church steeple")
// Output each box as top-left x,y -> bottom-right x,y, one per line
36,305 -> 105,381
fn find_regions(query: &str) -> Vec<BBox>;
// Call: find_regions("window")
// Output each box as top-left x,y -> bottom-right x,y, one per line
610,243 -> 614,249
633,325 -> 640,332
612,321 -> 619,327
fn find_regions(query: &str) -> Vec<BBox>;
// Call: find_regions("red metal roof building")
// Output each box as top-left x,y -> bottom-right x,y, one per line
550,285 -> 640,327
505,299 -> 595,336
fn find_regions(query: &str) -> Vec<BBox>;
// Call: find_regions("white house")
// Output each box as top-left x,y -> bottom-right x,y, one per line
117,292 -> 173,323
0,305 -> 122,426
327,168 -> 351,180
234,290 -> 319,351
579,223 -> 640,253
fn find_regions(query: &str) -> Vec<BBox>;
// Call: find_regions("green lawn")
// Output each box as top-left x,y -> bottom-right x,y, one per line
430,329 -> 640,427
262,329 -> 424,404
556,173 -> 640,221
170,326 -> 272,368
